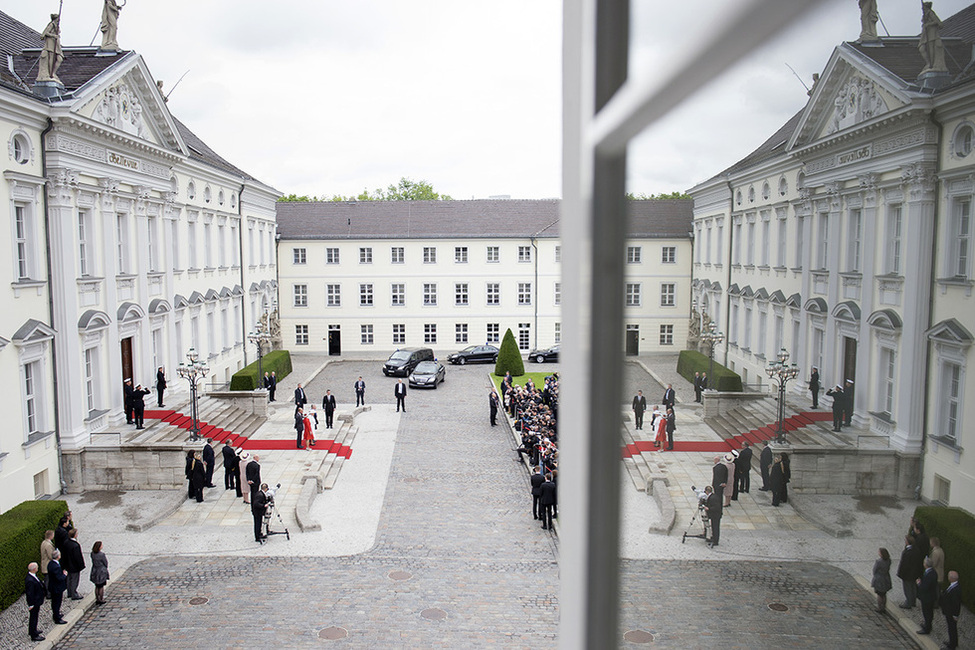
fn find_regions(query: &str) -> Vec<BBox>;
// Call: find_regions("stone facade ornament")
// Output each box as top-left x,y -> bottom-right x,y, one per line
858,0 -> 879,42
37,14 -> 64,84
93,84 -> 149,139
919,2 -> 947,74
826,76 -> 888,134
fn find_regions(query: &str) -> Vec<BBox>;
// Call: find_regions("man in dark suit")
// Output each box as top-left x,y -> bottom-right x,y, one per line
662,384 -> 676,410
61,528 -> 85,599
294,383 -> 307,408
131,383 -> 151,429
123,378 -> 134,424
843,379 -> 855,426
916,557 -> 939,634
222,442 -> 238,491
252,483 -> 268,542
294,407 -> 305,449
489,390 -> 500,426
897,535 -> 923,608
530,466 -> 545,520
25,562 -> 46,641
267,372 -> 277,402
631,390 -> 647,429
705,485 -> 722,546
665,407 -> 676,450
736,441 -> 753,493
202,438 -> 216,488
354,377 -> 366,407
539,473 -> 557,530
941,571 -> 961,649
156,366 -> 167,407
693,372 -> 703,403
394,379 -> 407,412
770,455 -> 786,506
808,367 -> 820,409
47,550 -> 67,625
263,372 -> 271,400
711,456 -> 728,495
826,385 -> 844,431
246,455 -> 262,502
323,390 -> 337,429
759,440 -> 773,490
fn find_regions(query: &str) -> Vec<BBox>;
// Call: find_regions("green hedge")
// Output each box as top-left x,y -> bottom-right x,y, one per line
914,506 -> 975,613
0,500 -> 68,611
494,328 -> 525,377
230,349 -> 293,391
676,349 -> 742,392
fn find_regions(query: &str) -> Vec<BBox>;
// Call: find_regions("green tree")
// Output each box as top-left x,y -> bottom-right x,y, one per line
494,328 -> 525,377
324,177 -> 453,202
278,193 -> 322,202
626,191 -> 691,200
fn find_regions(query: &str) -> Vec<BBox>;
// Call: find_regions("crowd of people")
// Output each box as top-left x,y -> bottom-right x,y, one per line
25,511 -> 110,642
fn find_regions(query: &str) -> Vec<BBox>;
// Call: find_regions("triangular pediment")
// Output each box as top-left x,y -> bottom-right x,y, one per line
790,46 -> 912,150
71,55 -> 186,155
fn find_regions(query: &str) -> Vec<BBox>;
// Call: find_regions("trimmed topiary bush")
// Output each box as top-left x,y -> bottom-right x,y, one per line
0,500 -> 68,611
230,349 -> 293,390
676,349 -> 742,392
914,506 -> 975,613
494,328 -> 525,377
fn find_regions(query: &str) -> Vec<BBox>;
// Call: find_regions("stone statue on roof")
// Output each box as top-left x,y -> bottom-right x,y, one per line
919,2 -> 947,73
858,0 -> 879,42
37,14 -> 64,84
100,0 -> 122,52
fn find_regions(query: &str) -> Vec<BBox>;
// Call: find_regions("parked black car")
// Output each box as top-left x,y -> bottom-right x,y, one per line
408,360 -> 446,388
528,345 -> 559,363
446,344 -> 499,365
383,347 -> 434,376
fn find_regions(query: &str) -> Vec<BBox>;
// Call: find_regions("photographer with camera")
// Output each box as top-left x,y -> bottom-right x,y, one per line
704,485 -> 723,546
252,483 -> 269,543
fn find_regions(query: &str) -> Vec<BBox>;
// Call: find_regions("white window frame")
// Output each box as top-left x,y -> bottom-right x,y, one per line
424,323 -> 437,344
295,324 -> 309,346
455,283 -> 469,306
660,283 -> 675,307
555,282 -> 562,306
391,247 -> 404,264
293,247 -> 306,265
848,208 -> 862,272
486,283 -> 500,305
359,247 -> 372,264
518,245 -> 532,263
423,246 -> 437,264
78,209 -> 93,277
661,246 -> 676,264
885,204 -> 902,275
391,283 -> 405,306
659,324 -> 674,346
116,213 -> 129,274
456,323 -> 468,343
293,284 -> 308,307
625,283 -> 641,307
455,246 -> 468,263
518,323 -> 530,350
879,346 -> 896,417
423,283 -> 438,306
361,324 -> 374,345
326,284 -> 341,307
327,247 -> 340,264
360,283 -> 374,307
486,246 -> 500,263
950,197 -> 972,278
486,323 -> 500,344
518,282 -> 532,306
392,323 -> 406,345
626,246 -> 641,264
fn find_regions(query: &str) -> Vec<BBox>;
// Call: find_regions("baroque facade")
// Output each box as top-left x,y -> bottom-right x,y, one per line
0,11 -> 278,511
688,6 -> 975,512
276,199 -> 692,357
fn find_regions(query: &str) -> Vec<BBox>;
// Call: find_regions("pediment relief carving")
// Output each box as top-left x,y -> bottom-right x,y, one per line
825,75 -> 888,135
92,83 -> 150,140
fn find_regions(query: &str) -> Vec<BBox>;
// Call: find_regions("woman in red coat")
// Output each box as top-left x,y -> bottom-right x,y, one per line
654,411 -> 667,448
302,414 -> 315,448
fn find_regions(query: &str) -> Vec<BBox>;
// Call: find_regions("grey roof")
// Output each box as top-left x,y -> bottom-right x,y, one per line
276,199 -> 693,241
174,117 -> 255,181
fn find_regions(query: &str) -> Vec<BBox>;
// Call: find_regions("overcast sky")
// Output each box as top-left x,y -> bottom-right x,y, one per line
4,0 -> 973,199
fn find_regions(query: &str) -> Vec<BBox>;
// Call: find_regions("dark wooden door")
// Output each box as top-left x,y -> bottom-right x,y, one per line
328,328 -> 341,356
120,337 -> 134,383
843,336 -> 857,384
625,329 -> 639,356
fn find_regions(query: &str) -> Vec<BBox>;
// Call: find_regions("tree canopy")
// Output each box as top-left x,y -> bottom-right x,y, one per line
277,177 -> 452,202
626,191 -> 691,200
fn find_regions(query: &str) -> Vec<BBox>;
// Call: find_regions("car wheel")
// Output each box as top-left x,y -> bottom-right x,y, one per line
433,379 -> 438,389
459,358 -> 466,365
535,355 -> 544,363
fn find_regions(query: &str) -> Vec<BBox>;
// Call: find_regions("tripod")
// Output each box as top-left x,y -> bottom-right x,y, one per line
260,500 -> 290,544
681,489 -> 713,548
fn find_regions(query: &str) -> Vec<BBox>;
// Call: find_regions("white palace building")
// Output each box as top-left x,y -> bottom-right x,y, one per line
688,5 -> 975,513
0,10 -> 278,511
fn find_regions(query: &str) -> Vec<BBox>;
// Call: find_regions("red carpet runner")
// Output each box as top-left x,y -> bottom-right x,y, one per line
142,409 -> 352,459
620,411 -> 832,459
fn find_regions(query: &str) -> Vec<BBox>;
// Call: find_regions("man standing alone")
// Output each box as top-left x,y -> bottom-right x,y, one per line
808,367 -> 820,409
693,372 -> 703,403
632,390 -> 647,429
25,562 -> 46,642
489,390 -> 500,426
202,438 -> 215,488
826,384 -> 844,431
941,571 -> 961,649
252,483 -> 268,543
736,441 -> 753,494
323,390 -> 336,429
662,384 -> 676,410
705,485 -> 723,546
156,366 -> 167,407
294,383 -> 307,408
354,377 -> 366,407
394,379 -> 407,412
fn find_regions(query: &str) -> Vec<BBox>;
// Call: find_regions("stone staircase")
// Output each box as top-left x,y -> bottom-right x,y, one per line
134,397 -> 266,447
295,414 -> 360,532
709,400 -> 847,450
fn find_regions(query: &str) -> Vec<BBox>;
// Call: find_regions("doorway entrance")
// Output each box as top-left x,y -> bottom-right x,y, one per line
120,336 -> 134,383
328,325 -> 341,356
625,327 -> 639,356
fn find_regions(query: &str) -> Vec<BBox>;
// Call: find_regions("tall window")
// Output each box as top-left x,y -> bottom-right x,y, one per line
626,246 -> 641,263
742,305 -> 753,351
716,222 -> 724,265
230,220 -> 239,267
487,246 -> 500,263
204,222 -> 213,268
951,198 -> 971,278
84,348 -> 96,413
795,216 -> 804,269
14,205 -> 34,280
518,246 -> 532,262
942,362 -> 961,441
423,283 -> 438,306
359,247 -> 373,264
486,283 -> 500,305
885,205 -> 902,274
295,325 -> 309,345
392,323 -> 406,345
555,245 -> 562,263
776,216 -> 787,267
487,323 -> 500,343
188,221 -> 198,268
293,248 -> 306,264
456,323 -> 468,343
24,361 -> 38,435
625,283 -> 641,306
554,282 -> 562,305
760,218 -> 770,266
361,324 -> 374,344
391,283 -> 405,306
746,221 -> 755,265
706,225 -> 713,264
147,217 -> 158,272
812,327 -> 824,372
730,303 -> 739,344
171,220 -> 180,270
660,283 -> 675,307
423,247 -> 437,263
327,284 -> 341,307
518,282 -> 532,305
116,214 -> 128,273
847,209 -> 862,272
757,310 -> 767,357
424,323 -> 437,344
217,223 -> 226,267
518,323 -> 530,350
455,246 -> 468,263
391,247 -> 404,264
817,213 -> 829,269
880,348 -> 896,417
455,283 -> 469,306
78,210 -> 92,277
661,246 -> 676,264
774,315 -> 784,355
207,311 -> 215,356
659,324 -> 674,345
554,322 -> 561,343
326,247 -> 340,264
293,284 -> 307,307
732,222 -> 742,264
360,283 -> 374,306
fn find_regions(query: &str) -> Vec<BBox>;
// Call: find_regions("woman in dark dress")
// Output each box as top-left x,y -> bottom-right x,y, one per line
779,452 -> 791,504
184,450 -> 195,499
190,451 -> 206,502
871,547 -> 892,612
89,541 -> 110,605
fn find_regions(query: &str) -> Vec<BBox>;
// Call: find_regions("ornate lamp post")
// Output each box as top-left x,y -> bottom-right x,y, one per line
247,318 -> 272,389
176,347 -> 209,441
700,322 -> 724,391
765,348 -> 800,444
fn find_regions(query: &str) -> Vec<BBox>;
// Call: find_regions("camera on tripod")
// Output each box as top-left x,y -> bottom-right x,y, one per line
682,485 -> 714,547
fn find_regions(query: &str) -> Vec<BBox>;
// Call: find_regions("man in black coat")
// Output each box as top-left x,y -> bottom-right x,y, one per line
294,383 -> 307,408
843,379 -> 855,426
252,483 -> 268,542
735,441 -> 753,493
705,485 -> 723,546
539,473 -> 557,530
394,379 -> 407,412
189,452 -> 206,503
916,557 -> 939,634
47,551 -> 68,625
489,390 -> 500,426
246,455 -> 262,502
25,562 -> 46,641
808,367 -> 820,409
759,440 -> 773,490
665,408 -> 676,450
897,535 -> 924,608
123,378 -> 134,424
941,571 -> 961,649
354,377 -> 366,407
156,366 -> 167,407
711,456 -> 728,495
631,390 -> 647,429
294,407 -> 305,449
693,373 -> 703,403
202,438 -> 216,488
131,383 -> 151,429
530,466 -> 545,520
662,384 -> 676,410
268,372 -> 277,402
61,528 -> 85,599
826,385 -> 844,431
54,515 -> 72,551
769,455 -> 786,507
222,442 -> 238,491
323,390 -> 337,429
